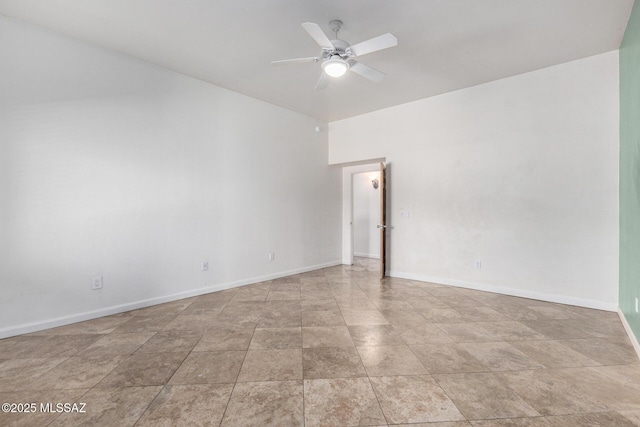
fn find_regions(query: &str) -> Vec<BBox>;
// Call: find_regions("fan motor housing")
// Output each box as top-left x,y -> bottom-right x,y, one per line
327,39 -> 351,58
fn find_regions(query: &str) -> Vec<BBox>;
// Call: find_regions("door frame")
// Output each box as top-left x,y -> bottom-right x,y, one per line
340,161 -> 386,267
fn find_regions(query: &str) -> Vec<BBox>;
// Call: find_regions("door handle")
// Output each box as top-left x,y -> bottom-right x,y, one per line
377,224 -> 387,229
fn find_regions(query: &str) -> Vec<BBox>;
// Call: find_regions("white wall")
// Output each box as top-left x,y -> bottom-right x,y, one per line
353,172 -> 380,258
0,17 -> 342,337
329,52 -> 619,310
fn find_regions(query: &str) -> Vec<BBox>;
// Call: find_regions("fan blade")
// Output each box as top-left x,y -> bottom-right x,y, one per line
350,61 -> 386,83
271,57 -> 319,66
315,72 -> 329,90
350,33 -> 397,57
302,22 -> 335,49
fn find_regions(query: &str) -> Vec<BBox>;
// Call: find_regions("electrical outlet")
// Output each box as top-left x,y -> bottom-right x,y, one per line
201,261 -> 208,271
268,252 -> 275,261
636,297 -> 638,313
92,276 -> 103,290
475,260 -> 482,269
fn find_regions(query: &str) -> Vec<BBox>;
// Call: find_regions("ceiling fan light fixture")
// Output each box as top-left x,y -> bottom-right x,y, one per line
322,57 -> 349,77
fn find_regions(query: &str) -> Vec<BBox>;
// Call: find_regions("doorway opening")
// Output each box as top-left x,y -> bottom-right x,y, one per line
341,161 -> 387,278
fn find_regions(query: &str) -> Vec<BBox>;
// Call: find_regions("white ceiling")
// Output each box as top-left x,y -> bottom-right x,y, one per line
0,0 -> 634,122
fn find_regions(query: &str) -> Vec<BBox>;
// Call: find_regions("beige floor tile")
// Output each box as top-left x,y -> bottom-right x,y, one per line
437,323 -> 499,343
396,422 -> 471,427
302,347 -> 366,379
348,325 -> 404,346
380,310 -> 431,329
420,308 -> 470,323
77,333 -> 153,357
222,299 -> 265,315
458,342 -> 545,372
180,304 -> 225,317
0,358 -> 68,392
161,313 -> 218,332
0,389 -> 88,427
562,338 -> 640,365
490,305 -> 549,321
0,336 -> 50,359
266,290 -> 301,301
300,298 -> 339,310
237,349 -> 303,382
341,309 -> 389,326
221,380 -> 303,427
128,299 -> 194,317
545,412 -> 638,426
271,282 -> 302,291
39,317 -> 130,335
370,375 -> 465,424
302,326 -> 354,348
97,352 -> 186,387
434,372 -> 539,420
136,384 -> 233,426
249,327 -> 301,349
111,315 -> 176,334
562,365 -> 640,411
257,303 -> 302,327
496,369 -> 605,415
518,320 -> 588,340
186,295 -> 231,311
27,355 -> 127,390
525,305 -> 586,320
431,295 -> 485,308
230,289 -> 269,302
470,418 -> 552,426
509,339 -> 599,368
169,351 -> 244,384
372,298 -> 414,311
411,343 -> 489,374
619,410 -> 640,425
475,322 -> 546,341
301,309 -> 346,326
336,298 -> 379,311
215,306 -> 262,328
304,377 -> 386,427
453,307 -> 509,322
407,297 -> 451,309
357,345 -> 428,376
567,317 -> 632,340
48,386 -> 161,427
7,335 -> 103,359
192,327 -> 254,351
301,290 -> 334,300
397,324 -> 455,345
135,330 -> 203,355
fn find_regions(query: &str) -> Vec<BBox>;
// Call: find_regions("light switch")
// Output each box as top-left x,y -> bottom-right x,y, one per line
400,210 -> 410,218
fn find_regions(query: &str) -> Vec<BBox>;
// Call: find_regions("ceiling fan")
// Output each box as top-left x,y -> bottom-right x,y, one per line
271,20 -> 397,90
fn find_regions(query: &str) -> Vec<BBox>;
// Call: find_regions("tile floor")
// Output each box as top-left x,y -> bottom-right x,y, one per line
1,257 -> 639,426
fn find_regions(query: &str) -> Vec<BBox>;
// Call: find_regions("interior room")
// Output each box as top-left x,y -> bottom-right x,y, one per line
1,0 -> 639,425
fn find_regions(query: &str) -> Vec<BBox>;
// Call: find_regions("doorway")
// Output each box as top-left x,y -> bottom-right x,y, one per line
341,161 -> 387,278
353,171 -> 381,260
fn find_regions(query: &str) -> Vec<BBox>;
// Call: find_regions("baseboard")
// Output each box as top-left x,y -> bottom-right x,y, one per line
618,308 -> 640,360
354,253 -> 380,259
0,260 -> 342,339
388,270 -> 618,312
